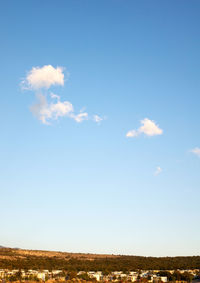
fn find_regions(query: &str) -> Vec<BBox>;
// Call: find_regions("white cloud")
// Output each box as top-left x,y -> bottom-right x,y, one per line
50,92 -> 60,100
126,129 -> 139,138
30,93 -> 89,125
139,118 -> 163,136
30,93 -> 74,125
154,166 -> 162,176
21,65 -> 104,125
190,147 -> 200,157
72,112 -> 89,123
126,118 -> 163,138
22,65 -> 65,89
93,115 -> 103,123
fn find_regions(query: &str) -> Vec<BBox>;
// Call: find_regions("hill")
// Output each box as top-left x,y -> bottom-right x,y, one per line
0,247 -> 200,271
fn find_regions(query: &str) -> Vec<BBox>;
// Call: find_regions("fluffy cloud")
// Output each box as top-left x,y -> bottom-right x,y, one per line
31,93 -> 90,125
154,166 -> 162,176
126,118 -> 163,138
30,93 -> 74,124
22,65 -> 65,89
21,65 -> 103,125
190,147 -> 200,157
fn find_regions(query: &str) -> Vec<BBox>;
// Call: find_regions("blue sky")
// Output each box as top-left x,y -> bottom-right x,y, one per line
0,0 -> 200,256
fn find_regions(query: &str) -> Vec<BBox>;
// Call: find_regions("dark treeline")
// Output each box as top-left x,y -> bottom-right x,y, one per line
0,256 -> 200,272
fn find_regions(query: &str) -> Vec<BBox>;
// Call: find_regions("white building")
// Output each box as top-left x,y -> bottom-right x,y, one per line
88,271 -> 103,281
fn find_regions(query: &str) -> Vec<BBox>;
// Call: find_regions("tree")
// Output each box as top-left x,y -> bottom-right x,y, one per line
68,271 -> 77,280
16,270 -> 22,282
77,272 -> 91,281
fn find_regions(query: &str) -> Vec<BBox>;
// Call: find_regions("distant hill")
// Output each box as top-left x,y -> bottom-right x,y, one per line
0,247 -> 200,271
0,245 -> 20,249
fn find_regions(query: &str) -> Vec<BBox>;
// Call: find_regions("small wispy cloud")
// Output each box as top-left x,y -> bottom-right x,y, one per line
154,166 -> 162,176
126,118 -> 163,138
93,115 -> 103,123
30,93 -> 78,125
190,147 -> 200,157
31,93 -> 89,125
126,129 -> 139,138
72,112 -> 89,123
21,65 -> 103,125
50,92 -> 60,100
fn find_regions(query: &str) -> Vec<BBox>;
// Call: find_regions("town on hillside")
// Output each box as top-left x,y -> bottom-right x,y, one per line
0,269 -> 200,283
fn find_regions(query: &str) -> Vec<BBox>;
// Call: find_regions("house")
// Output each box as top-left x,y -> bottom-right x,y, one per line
88,271 -> 103,281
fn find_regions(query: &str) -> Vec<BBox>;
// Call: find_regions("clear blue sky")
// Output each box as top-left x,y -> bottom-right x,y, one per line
1,0 -> 200,256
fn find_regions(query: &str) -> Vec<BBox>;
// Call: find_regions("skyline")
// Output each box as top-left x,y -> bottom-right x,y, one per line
1,0 -> 200,257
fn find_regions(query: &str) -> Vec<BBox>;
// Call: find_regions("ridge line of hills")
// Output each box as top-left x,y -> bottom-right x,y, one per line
0,247 -> 200,271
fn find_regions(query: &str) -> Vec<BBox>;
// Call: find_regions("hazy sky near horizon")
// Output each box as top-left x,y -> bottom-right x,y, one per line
1,0 -> 200,256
